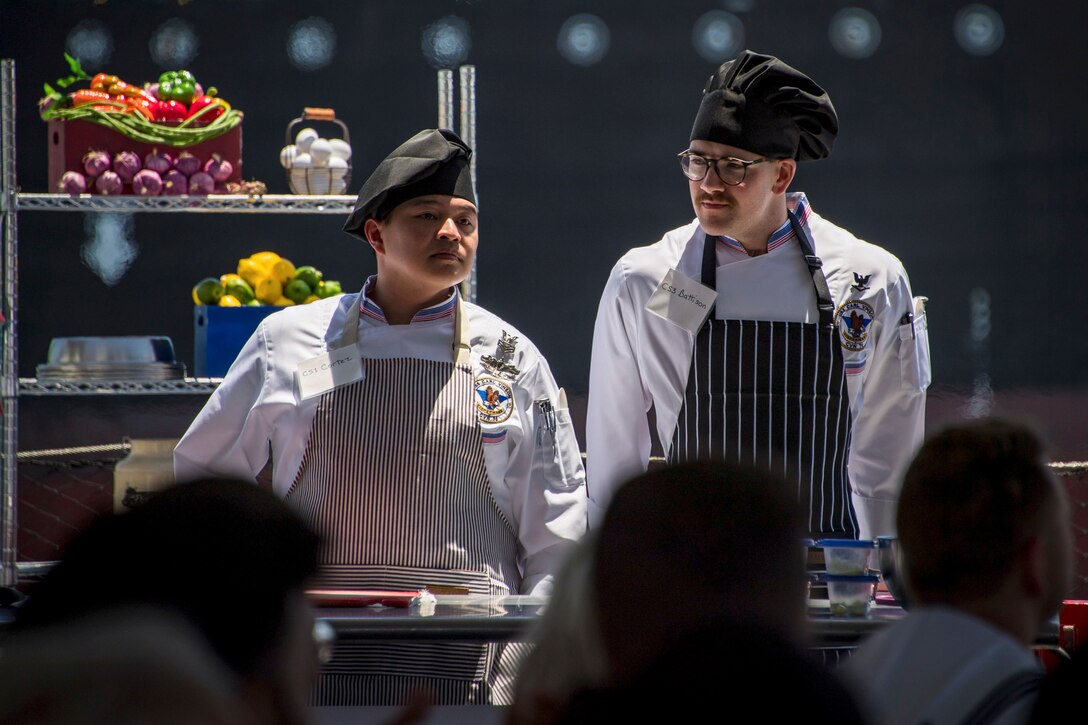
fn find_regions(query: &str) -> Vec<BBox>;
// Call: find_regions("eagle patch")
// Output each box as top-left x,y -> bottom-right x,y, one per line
835,300 -> 875,351
474,375 -> 515,424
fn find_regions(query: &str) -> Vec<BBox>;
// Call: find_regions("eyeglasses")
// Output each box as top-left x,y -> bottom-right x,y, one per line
678,151 -> 769,185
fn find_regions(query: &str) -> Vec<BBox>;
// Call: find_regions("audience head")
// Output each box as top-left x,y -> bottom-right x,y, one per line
15,478 -> 322,725
897,418 -> 1072,639
593,460 -> 806,681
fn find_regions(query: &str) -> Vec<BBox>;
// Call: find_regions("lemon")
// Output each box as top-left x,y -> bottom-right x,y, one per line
218,294 -> 242,307
250,250 -> 282,269
192,277 -> 224,306
304,295 -> 320,304
255,277 -> 283,304
219,273 -> 245,287
283,279 -> 312,304
272,296 -> 295,306
270,258 -> 296,286
237,258 -> 268,288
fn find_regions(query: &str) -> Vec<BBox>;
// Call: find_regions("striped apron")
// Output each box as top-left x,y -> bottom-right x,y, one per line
286,295 -> 525,705
667,211 -> 859,538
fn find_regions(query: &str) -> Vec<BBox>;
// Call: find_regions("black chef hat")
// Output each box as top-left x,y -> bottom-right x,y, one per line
343,128 -> 475,240
689,50 -> 838,162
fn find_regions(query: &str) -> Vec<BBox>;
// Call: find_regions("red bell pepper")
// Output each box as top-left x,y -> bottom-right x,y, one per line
155,99 -> 188,122
186,95 -> 226,122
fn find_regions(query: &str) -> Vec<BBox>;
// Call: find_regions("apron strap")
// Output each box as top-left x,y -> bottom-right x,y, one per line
700,210 -> 836,328
339,285 -> 470,366
788,209 -> 835,328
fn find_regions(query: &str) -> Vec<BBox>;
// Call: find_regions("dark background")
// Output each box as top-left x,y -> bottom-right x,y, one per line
3,0 -> 1088,453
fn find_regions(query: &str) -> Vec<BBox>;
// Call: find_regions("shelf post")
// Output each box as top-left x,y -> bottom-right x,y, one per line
0,58 -> 19,587
458,65 -> 477,304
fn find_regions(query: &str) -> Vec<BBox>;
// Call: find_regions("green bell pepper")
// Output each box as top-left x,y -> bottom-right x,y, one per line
158,70 -> 197,104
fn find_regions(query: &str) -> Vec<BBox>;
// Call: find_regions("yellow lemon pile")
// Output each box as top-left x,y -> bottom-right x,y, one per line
191,251 -> 344,307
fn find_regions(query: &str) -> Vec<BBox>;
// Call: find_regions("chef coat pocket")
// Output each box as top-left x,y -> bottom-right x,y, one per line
534,406 -> 584,493
897,297 -> 931,392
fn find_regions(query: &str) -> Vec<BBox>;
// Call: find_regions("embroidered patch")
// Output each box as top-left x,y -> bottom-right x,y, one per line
836,300 -> 875,351
475,376 -> 515,424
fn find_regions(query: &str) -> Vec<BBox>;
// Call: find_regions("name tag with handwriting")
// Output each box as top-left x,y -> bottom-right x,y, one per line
645,268 -> 717,333
296,345 -> 364,399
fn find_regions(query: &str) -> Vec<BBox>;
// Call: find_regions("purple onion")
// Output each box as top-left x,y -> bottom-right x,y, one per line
144,148 -> 173,175
145,82 -> 159,99
175,151 -> 201,177
131,169 -> 163,196
194,82 -> 204,97
188,171 -> 214,195
213,183 -> 230,195
82,149 -> 110,178
58,170 -> 87,195
204,155 -> 233,182
162,169 -> 188,195
112,150 -> 141,182
94,170 -> 123,195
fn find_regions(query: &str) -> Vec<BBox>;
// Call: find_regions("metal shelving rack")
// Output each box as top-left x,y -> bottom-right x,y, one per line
0,59 -> 477,586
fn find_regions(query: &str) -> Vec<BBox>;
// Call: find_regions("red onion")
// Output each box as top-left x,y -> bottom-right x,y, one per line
175,151 -> 201,177
162,169 -> 188,195
203,154 -> 233,182
58,170 -> 87,195
82,149 -> 110,178
112,150 -> 142,182
132,169 -> 163,196
145,82 -> 159,99
144,148 -> 173,175
188,171 -> 214,195
94,170 -> 123,195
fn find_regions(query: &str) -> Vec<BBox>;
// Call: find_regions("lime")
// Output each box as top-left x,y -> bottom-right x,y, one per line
245,299 -> 262,306
316,280 -> 342,298
192,277 -> 224,306
295,265 -> 323,290
283,279 -> 312,304
224,277 -> 255,304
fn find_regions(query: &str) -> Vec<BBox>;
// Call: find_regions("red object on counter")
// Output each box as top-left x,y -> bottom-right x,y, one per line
1060,599 -> 1088,652
46,118 -> 243,190
305,589 -> 423,608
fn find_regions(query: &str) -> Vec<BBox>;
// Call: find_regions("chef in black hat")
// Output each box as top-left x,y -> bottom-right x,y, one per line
586,50 -> 930,541
176,129 -> 587,706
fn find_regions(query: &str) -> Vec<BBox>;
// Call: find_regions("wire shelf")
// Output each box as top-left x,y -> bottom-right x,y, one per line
15,193 -> 356,214
19,377 -> 222,395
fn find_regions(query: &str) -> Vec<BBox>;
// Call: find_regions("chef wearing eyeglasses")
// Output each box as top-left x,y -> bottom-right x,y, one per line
586,50 -> 931,540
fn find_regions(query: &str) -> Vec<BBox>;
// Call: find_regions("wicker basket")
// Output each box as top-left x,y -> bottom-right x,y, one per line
285,107 -> 351,195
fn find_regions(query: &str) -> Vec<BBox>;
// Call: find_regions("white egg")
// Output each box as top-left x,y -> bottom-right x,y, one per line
326,156 -> 348,169
279,144 -> 298,169
328,138 -> 352,161
294,127 -> 319,153
309,138 -> 333,166
290,153 -> 314,169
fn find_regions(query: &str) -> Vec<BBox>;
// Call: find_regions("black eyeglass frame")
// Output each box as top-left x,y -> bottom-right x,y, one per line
677,150 -> 770,186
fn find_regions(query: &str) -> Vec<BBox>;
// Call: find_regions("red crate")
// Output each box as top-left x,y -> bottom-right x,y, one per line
47,118 -> 243,191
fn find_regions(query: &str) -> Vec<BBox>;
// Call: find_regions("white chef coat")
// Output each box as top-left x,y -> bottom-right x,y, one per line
586,193 -> 930,537
175,279 -> 588,595
839,606 -> 1043,725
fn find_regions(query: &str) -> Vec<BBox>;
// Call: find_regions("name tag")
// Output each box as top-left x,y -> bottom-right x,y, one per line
295,345 -> 364,399
645,268 -> 717,333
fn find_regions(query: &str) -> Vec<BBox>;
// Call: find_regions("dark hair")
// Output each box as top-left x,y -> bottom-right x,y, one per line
593,460 -> 806,675
15,479 -> 321,678
897,418 -> 1054,601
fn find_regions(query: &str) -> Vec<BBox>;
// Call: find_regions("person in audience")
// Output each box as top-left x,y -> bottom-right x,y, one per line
513,460 -> 866,723
12,478 -> 322,725
840,418 -> 1073,725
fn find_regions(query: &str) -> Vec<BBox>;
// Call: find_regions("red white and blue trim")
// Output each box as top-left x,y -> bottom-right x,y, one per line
481,429 -> 507,446
716,192 -> 812,254
358,275 -> 458,324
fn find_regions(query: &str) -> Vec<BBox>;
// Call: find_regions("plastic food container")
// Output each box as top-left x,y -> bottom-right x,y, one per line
824,573 -> 879,617
817,538 -> 875,575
